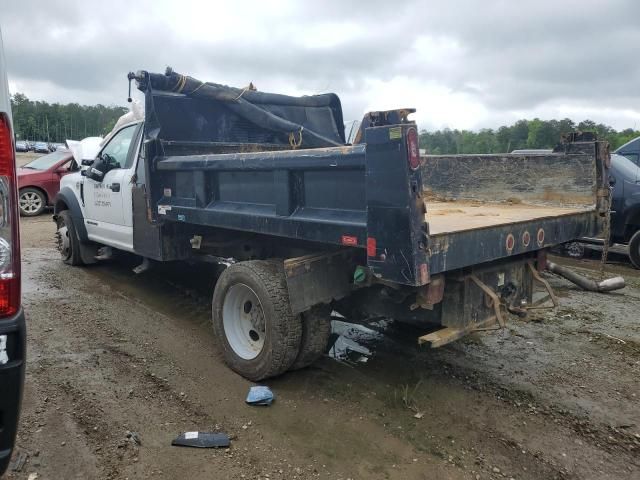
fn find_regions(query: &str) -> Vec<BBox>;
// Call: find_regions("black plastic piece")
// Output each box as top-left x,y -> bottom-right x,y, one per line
171,432 -> 230,448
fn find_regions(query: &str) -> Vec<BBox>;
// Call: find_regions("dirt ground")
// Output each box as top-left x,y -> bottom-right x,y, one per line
5,216 -> 640,480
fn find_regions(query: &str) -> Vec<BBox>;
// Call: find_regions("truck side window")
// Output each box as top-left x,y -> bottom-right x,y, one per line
100,124 -> 137,169
622,153 -> 639,168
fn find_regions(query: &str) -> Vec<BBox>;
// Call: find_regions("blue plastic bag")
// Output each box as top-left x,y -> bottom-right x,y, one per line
246,386 -> 275,406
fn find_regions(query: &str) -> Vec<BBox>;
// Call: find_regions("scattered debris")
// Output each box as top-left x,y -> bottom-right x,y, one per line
126,430 -> 141,445
329,320 -> 382,363
10,450 -> 28,472
246,386 -> 275,406
413,412 -> 424,419
603,333 -> 626,344
27,473 -> 39,480
171,431 -> 230,448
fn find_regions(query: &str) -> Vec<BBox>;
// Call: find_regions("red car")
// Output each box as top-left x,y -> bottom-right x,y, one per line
17,150 -> 76,216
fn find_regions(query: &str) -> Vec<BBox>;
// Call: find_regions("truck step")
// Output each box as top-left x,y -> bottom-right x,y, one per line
94,246 -> 114,261
132,257 -> 152,274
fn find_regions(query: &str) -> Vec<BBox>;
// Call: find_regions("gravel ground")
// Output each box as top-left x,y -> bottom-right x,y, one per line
5,216 -> 640,479
16,152 -> 42,167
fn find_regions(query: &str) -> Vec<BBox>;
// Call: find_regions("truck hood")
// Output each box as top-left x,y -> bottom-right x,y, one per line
66,137 -> 103,166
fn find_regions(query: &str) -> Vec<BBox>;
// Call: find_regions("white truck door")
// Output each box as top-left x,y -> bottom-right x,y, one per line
84,123 -> 140,251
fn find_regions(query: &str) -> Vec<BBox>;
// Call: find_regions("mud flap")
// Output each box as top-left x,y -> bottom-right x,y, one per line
284,251 -> 352,315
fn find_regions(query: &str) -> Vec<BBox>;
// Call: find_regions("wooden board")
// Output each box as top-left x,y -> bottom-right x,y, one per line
425,201 -> 589,236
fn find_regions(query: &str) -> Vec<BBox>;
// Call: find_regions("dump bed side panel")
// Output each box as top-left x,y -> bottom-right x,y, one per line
151,145 -> 369,247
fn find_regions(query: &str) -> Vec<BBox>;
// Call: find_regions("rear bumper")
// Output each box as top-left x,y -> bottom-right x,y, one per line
0,309 -> 26,475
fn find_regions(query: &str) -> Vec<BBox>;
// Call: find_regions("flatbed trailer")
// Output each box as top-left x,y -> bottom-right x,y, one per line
54,69 -> 611,380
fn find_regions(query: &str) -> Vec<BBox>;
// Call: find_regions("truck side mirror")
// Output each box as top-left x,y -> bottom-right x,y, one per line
85,155 -> 109,182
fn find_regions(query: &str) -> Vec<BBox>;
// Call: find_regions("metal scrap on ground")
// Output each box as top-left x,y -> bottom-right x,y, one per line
171,432 -> 230,448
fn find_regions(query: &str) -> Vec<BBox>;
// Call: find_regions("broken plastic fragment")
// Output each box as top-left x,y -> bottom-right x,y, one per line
171,432 -> 230,448
246,386 -> 275,406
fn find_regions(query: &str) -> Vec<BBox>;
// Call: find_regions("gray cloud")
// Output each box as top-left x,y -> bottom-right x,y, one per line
1,0 -> 639,129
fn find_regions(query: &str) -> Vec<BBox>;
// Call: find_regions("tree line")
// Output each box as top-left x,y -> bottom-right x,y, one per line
419,118 -> 640,154
9,92 -> 639,153
10,93 -> 128,143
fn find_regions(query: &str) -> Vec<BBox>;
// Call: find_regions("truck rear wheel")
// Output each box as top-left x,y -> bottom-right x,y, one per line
629,230 -> 640,269
212,260 -> 302,381
290,305 -> 332,371
55,210 -> 83,266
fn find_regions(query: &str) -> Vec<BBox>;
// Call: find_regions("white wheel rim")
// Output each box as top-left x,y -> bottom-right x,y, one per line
20,191 -> 43,213
222,283 -> 266,360
55,223 -> 71,259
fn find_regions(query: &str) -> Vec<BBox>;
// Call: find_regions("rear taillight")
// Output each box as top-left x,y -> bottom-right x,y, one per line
407,127 -> 420,170
0,112 -> 20,317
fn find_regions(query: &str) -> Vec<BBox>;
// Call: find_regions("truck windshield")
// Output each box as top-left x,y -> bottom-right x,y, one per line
22,151 -> 69,170
612,153 -> 639,182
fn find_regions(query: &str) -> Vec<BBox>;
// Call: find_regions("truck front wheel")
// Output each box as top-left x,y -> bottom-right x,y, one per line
629,230 -> 640,269
55,210 -> 83,266
212,260 -> 302,381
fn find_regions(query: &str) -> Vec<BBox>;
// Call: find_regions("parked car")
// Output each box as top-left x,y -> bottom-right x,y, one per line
14,140 -> 28,152
562,153 -> 640,268
0,26 -> 26,477
615,136 -> 640,167
17,149 -> 75,216
33,141 -> 49,153
609,153 -> 640,268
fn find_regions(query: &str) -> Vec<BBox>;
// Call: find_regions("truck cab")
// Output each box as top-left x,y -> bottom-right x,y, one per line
59,120 -> 143,254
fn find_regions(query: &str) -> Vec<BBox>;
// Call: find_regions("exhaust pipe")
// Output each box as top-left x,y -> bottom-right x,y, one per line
546,261 -> 625,292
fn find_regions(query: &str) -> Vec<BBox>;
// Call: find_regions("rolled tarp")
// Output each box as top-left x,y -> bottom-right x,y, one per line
134,69 -> 344,148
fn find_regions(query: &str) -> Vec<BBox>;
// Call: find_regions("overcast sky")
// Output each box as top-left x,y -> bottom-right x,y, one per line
1,0 -> 639,131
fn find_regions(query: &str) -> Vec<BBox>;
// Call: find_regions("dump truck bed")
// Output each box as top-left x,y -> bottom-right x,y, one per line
426,201 -> 588,235
135,80 -> 609,288
417,144 -> 609,276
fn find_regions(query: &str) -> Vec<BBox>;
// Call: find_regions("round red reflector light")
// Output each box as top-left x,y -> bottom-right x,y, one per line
407,128 -> 420,170
522,231 -> 531,247
506,233 -> 515,252
537,228 -> 545,245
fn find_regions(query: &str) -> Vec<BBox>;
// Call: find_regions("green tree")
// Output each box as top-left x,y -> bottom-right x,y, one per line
419,118 -> 639,154
9,93 -> 127,143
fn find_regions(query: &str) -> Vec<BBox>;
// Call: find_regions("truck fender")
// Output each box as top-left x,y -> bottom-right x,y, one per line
53,187 -> 89,243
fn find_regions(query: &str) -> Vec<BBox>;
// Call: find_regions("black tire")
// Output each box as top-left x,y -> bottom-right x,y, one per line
629,230 -> 640,269
290,304 -> 332,371
55,210 -> 83,266
212,260 -> 302,381
19,187 -> 46,216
